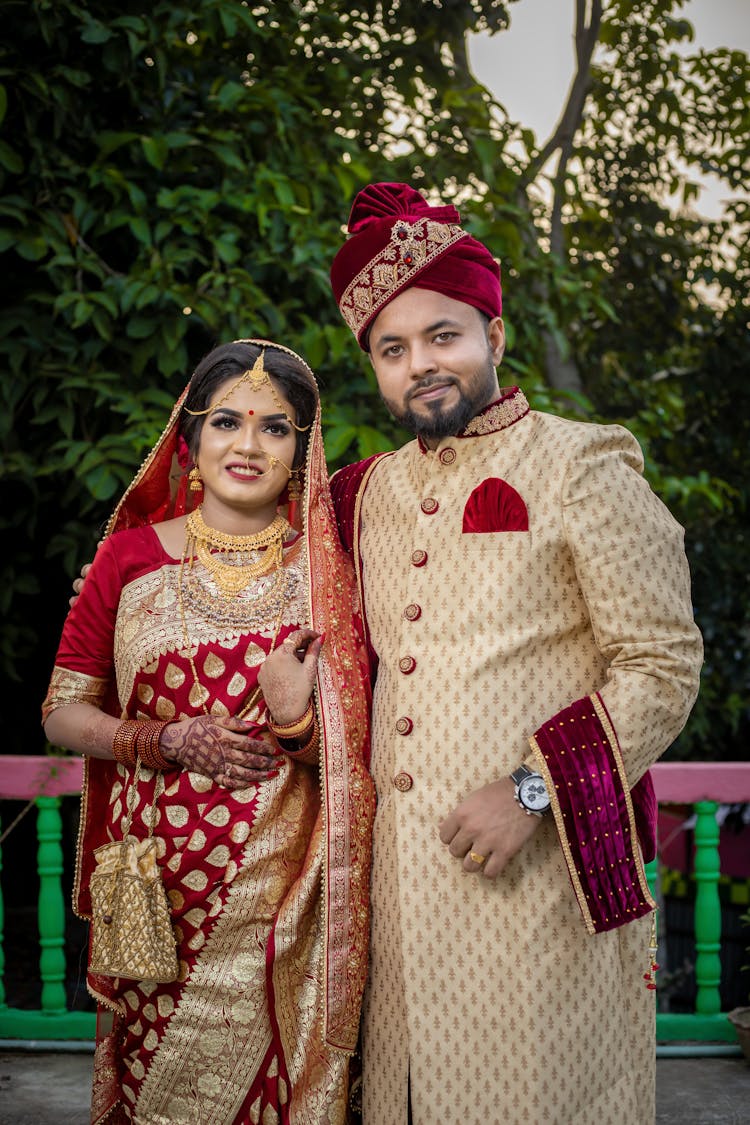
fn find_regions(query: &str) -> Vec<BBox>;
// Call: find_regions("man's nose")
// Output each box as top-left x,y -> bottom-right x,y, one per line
409,343 -> 438,378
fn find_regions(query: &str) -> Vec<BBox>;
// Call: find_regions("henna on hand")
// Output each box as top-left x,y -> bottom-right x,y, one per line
258,628 -> 323,726
160,715 -> 281,790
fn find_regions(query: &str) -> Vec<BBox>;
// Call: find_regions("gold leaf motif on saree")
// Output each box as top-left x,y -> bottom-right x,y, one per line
155,696 -> 176,719
164,661 -> 186,689
204,805 -> 230,827
180,869 -> 209,892
165,804 -> 189,828
205,845 -> 230,867
227,671 -> 247,697
202,652 -> 225,679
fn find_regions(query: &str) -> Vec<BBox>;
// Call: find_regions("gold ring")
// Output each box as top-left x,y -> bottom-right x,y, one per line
469,851 -> 486,865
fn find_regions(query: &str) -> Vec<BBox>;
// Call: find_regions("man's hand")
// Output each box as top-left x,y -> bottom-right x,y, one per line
438,777 -> 542,879
160,715 -> 281,790
70,562 -> 92,608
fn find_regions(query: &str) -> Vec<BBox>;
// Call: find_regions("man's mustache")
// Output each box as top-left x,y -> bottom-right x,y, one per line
406,377 -> 457,403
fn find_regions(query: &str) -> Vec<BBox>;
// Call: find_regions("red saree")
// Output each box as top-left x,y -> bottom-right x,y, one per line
43,348 -> 375,1124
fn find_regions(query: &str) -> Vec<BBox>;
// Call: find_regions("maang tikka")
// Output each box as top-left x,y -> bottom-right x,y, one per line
184,350 -> 311,433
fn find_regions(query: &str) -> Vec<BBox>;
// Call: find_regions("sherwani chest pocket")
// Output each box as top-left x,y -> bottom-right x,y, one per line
454,530 -> 533,623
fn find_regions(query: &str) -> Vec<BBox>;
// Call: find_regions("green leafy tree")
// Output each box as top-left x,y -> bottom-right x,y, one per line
0,0 -> 746,759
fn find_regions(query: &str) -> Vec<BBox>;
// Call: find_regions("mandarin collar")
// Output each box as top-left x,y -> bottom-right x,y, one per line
417,387 -> 530,453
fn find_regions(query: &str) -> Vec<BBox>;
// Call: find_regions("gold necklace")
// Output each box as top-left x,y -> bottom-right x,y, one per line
176,543 -> 287,721
185,508 -> 290,598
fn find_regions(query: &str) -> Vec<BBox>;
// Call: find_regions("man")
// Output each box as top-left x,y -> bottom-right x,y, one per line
328,182 -> 703,1123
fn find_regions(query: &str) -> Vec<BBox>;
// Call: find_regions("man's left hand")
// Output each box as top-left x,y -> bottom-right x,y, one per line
438,777 -> 542,879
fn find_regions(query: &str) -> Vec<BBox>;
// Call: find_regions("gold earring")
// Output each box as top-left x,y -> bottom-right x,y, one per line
188,466 -> 203,492
288,470 -> 302,501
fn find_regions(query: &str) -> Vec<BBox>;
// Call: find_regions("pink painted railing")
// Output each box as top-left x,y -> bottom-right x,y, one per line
0,757 -> 748,1042
0,755 -> 93,1039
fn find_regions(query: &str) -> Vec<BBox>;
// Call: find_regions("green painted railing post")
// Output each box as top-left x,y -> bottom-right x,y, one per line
693,800 -> 722,1017
36,796 -> 67,1015
0,829 -> 5,1010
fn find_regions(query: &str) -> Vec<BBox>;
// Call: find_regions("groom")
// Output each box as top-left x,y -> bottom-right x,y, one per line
326,181 -> 702,1124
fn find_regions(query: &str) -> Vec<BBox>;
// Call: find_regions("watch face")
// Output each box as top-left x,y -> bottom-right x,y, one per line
519,775 -> 550,812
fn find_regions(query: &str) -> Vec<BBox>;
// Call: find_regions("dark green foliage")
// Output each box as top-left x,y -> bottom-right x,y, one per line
0,0 -> 746,758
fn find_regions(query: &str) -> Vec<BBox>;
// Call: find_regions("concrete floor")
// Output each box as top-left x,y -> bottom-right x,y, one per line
0,1050 -> 748,1123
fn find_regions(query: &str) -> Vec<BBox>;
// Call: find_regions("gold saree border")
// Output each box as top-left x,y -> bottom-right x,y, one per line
306,404 -> 376,1053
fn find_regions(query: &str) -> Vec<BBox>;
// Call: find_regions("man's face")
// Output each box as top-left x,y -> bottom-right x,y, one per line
368,287 -> 505,446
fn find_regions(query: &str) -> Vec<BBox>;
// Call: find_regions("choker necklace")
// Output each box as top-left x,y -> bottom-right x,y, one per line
185,508 -> 290,598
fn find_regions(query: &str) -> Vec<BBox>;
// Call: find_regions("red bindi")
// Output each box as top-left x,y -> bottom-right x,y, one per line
247,409 -> 254,415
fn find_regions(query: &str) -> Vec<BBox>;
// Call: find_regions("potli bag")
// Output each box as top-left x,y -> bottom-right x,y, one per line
88,761 -> 178,982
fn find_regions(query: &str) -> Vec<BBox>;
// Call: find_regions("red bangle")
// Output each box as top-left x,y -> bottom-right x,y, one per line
112,719 -> 173,770
273,716 -> 320,759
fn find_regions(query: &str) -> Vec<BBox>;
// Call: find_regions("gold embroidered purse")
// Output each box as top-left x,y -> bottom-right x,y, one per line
88,762 -> 178,983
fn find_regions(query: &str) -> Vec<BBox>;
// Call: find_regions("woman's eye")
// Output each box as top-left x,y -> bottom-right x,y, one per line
264,423 -> 291,436
435,332 -> 456,343
209,415 -> 238,430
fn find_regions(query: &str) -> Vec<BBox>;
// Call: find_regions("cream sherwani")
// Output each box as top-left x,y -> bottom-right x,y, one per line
343,391 -> 702,1125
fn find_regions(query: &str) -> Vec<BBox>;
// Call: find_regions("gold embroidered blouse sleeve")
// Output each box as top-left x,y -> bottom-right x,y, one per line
41,667 -> 108,723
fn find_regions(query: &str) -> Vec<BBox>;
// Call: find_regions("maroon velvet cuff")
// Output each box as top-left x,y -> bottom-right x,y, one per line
530,693 -> 656,935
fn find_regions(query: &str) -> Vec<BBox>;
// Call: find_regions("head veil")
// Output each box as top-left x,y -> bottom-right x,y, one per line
82,339 -> 374,1052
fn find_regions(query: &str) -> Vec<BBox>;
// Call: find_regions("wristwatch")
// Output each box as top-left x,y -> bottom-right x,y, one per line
511,764 -> 551,817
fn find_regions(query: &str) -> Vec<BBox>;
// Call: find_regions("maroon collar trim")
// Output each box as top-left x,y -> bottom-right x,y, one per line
417,387 -> 530,452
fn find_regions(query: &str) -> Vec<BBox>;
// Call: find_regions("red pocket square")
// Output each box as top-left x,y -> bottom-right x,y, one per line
462,478 -> 529,533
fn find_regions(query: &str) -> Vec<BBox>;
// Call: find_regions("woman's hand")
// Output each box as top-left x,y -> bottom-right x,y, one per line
257,628 -> 323,727
160,715 -> 281,790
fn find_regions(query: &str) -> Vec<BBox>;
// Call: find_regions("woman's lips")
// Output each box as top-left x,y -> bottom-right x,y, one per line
225,462 -> 264,480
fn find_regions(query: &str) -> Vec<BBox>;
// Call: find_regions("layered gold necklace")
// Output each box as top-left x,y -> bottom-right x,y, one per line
184,507 -> 290,598
177,507 -> 295,718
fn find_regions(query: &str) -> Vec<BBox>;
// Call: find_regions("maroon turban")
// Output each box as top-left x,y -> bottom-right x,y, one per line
330,182 -> 502,349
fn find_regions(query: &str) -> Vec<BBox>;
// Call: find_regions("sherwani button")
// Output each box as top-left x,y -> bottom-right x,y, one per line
411,549 -> 428,567
439,448 -> 456,465
420,497 -> 439,514
395,716 -> 414,735
399,656 -> 417,674
393,771 -> 413,792
404,604 -> 422,621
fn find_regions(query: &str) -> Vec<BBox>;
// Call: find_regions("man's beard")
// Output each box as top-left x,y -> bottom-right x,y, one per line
381,357 -> 498,441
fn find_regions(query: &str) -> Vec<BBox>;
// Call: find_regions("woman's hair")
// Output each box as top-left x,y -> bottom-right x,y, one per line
180,341 -> 318,468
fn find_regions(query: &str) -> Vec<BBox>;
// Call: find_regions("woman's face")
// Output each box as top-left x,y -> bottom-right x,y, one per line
195,374 -> 298,530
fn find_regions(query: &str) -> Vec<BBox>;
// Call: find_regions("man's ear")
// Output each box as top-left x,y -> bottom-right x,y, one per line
487,316 -> 505,365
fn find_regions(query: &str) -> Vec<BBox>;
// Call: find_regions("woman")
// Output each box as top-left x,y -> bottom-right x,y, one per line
42,340 -> 375,1124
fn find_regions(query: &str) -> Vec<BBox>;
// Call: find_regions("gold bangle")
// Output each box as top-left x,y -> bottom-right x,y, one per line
272,717 -> 320,762
267,701 -> 315,739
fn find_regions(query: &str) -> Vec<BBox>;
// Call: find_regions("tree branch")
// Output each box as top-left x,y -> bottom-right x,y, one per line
521,0 -> 602,186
